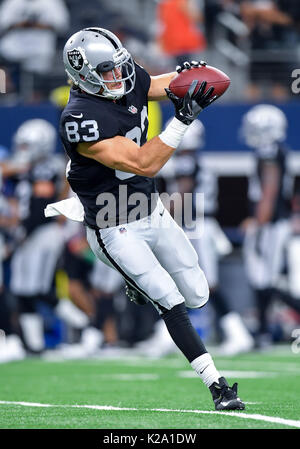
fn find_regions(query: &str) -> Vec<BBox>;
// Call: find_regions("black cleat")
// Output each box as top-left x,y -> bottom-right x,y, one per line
209,377 -> 245,411
125,282 -> 149,305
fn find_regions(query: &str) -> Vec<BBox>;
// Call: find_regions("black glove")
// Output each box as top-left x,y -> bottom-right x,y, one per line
125,282 -> 148,306
165,80 -> 217,125
176,60 -> 207,73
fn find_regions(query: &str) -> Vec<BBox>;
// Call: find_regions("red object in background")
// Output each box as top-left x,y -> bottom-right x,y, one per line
169,65 -> 231,99
157,0 -> 206,56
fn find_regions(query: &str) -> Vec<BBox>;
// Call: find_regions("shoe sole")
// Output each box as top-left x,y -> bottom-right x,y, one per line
215,400 -> 245,411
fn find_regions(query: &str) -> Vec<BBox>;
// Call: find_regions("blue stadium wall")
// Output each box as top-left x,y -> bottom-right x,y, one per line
0,101 -> 300,152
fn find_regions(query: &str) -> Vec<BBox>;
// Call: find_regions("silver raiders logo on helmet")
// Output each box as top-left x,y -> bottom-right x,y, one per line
67,49 -> 84,71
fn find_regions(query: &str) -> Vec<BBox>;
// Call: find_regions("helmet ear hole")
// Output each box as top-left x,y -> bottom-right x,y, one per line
96,61 -> 115,74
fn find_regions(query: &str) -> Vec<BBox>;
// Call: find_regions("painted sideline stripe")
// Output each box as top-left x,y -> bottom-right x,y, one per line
98,374 -> 159,381
0,400 -> 299,429
178,370 -> 279,379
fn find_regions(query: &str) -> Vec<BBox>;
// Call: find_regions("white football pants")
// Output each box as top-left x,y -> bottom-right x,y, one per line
243,219 -> 290,290
10,223 -> 64,296
86,198 -> 209,314
190,217 -> 232,288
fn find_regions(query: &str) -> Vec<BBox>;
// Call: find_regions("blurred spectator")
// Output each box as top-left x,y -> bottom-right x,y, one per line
240,1 -> 300,100
0,0 -> 70,98
156,0 -> 206,65
240,0 -> 300,28
203,0 -> 241,45
65,0 -> 121,36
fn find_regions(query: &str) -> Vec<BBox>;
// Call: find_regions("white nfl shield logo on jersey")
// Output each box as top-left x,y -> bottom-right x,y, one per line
128,105 -> 138,114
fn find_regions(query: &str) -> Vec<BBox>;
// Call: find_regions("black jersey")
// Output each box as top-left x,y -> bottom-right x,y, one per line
15,156 -> 64,235
248,144 -> 293,221
174,150 -> 218,218
60,63 -> 157,229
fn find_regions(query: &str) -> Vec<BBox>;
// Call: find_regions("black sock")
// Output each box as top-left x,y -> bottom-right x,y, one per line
0,291 -> 12,334
162,303 -> 207,362
18,295 -> 37,313
255,288 -> 273,334
94,293 -> 115,330
272,288 -> 300,313
211,289 -> 231,318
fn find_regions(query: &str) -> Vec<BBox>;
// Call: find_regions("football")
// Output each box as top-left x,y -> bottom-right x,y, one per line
169,65 -> 231,99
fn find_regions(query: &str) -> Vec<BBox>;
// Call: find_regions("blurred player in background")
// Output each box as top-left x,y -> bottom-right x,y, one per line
59,223 -> 123,357
0,154 -> 27,363
241,104 -> 300,347
9,119 -> 65,353
157,118 -> 254,355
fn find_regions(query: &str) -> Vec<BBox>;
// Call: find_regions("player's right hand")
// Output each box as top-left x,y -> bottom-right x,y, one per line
165,80 -> 216,125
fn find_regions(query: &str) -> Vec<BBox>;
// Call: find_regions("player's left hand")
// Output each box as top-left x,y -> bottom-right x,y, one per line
176,60 -> 207,73
165,80 -> 216,125
193,80 -> 218,110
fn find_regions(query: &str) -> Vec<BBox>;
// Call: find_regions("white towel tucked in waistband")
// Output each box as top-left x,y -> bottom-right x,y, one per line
44,196 -> 84,222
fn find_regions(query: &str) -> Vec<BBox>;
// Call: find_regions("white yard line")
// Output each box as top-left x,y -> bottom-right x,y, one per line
214,360 -> 300,374
42,356 -> 186,368
178,370 -> 279,379
43,354 -> 300,373
0,400 -> 299,429
97,374 -> 160,381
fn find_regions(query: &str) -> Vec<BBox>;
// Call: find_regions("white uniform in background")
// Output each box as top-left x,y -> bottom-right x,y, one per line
241,105 -> 292,291
241,104 -> 298,344
0,164 -> 26,363
157,119 -> 254,355
9,119 -> 65,353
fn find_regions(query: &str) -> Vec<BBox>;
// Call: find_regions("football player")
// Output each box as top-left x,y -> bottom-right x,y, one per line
9,119 -> 66,353
63,223 -> 123,350
0,157 -> 27,363
159,119 -> 254,355
241,105 -> 297,347
56,27 -> 245,410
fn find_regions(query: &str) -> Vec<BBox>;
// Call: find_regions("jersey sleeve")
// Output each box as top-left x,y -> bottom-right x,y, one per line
134,62 -> 151,97
61,112 -> 106,146
60,100 -> 119,147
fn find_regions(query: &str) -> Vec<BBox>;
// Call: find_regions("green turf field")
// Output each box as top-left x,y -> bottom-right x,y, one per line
0,347 -> 299,429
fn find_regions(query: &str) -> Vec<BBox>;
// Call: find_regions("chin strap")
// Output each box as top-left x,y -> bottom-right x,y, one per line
101,82 -> 125,100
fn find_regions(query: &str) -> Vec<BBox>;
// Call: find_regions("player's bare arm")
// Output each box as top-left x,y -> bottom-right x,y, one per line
77,135 -> 174,178
0,161 -> 29,177
147,60 -> 222,101
77,78 -> 216,177
148,72 -> 177,101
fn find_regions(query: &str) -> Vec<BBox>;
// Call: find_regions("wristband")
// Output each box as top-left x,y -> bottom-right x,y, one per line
158,117 -> 190,148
